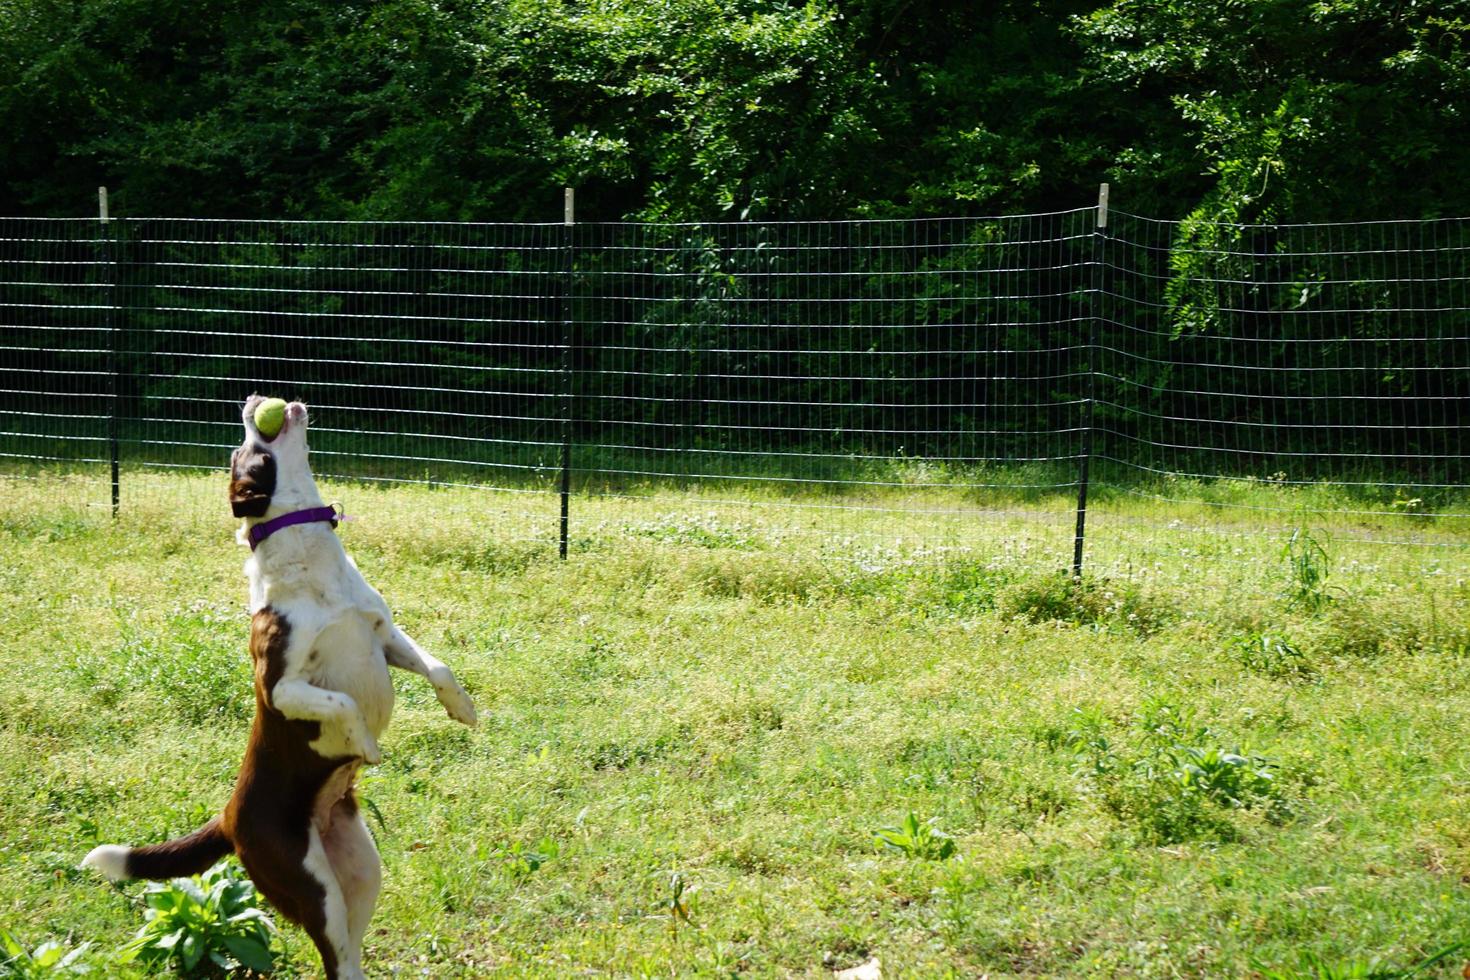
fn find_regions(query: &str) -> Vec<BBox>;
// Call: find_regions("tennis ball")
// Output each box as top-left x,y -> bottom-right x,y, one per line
254,398 -> 288,439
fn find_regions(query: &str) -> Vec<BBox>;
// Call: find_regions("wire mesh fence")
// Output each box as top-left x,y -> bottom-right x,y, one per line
1088,211 -> 1469,591
2,198 -> 1467,593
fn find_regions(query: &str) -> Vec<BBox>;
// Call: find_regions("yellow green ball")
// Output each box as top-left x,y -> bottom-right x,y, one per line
254,398 -> 287,439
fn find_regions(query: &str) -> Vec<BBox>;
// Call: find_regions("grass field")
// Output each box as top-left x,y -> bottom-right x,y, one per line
2,468 -> 1469,977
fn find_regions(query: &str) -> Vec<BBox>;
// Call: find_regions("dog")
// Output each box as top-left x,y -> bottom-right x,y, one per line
83,396 -> 478,979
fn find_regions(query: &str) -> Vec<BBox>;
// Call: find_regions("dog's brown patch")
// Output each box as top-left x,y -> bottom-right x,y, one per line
223,607 -> 348,977
228,446 -> 276,518
123,817 -> 232,880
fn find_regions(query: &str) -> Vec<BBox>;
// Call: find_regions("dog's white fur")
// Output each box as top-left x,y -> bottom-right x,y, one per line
241,399 -> 475,979
84,397 -> 476,980
245,401 -> 476,755
80,845 -> 128,880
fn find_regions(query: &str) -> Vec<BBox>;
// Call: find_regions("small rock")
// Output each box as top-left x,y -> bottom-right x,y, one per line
835,956 -> 882,980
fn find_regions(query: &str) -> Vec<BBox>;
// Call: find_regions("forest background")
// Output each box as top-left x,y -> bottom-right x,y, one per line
4,0 -> 1469,224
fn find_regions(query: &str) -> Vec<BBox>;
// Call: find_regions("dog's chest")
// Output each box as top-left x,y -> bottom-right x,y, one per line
309,612 -> 394,737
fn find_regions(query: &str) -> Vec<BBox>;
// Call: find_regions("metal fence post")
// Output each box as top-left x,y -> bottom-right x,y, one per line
558,188 -> 575,559
1072,183 -> 1108,578
99,187 -> 120,518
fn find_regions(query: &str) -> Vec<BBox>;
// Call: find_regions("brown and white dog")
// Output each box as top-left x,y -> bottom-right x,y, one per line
83,396 -> 477,979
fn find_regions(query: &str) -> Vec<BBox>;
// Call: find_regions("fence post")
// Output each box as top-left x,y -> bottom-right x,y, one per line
99,187 -> 120,518
558,188 -> 575,559
1072,183 -> 1108,578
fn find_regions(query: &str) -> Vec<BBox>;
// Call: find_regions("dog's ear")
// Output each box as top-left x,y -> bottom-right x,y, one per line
229,446 -> 277,518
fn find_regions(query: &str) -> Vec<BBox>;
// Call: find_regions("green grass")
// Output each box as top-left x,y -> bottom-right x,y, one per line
2,468 -> 1469,977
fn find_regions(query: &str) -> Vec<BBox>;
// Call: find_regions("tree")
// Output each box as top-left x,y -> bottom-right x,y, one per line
1073,0 -> 1470,221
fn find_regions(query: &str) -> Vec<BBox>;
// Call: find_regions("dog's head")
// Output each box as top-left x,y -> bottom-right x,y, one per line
230,395 -> 320,519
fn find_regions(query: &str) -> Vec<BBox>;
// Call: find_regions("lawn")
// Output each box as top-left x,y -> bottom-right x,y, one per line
1,467 -> 1468,977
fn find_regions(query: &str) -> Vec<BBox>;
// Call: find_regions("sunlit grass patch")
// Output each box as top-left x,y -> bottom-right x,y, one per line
1,468 -> 1467,976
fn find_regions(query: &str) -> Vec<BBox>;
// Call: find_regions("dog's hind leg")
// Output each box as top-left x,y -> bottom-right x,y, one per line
322,793 -> 381,970
240,826 -> 363,980
301,827 -> 367,980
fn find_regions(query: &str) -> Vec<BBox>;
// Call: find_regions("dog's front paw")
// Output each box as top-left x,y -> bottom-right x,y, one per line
437,684 -> 478,728
360,734 -> 383,765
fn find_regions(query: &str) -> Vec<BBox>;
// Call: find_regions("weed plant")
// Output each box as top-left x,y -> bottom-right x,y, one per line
119,863 -> 274,976
0,931 -> 93,976
873,813 -> 958,861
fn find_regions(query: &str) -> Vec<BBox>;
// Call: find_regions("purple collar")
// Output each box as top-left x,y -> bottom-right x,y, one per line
248,505 -> 339,551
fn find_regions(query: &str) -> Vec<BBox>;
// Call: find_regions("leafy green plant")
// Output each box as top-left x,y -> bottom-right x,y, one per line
1058,705 -> 1120,777
1166,745 -> 1277,808
1284,528 -> 1338,612
1074,701 -> 1291,843
874,813 -> 957,861
1132,737 -> 1287,842
0,930 -> 93,976
495,837 -> 560,879
118,862 -> 274,976
658,872 -> 698,936
1236,632 -> 1317,680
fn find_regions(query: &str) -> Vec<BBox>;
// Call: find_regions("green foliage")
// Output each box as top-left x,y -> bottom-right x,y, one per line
658,872 -> 697,934
11,0 -> 1465,221
1284,528 -> 1339,613
1235,631 -> 1317,681
1167,744 -> 1278,809
625,513 -> 761,550
118,862 -> 275,977
1073,0 -> 1470,221
0,931 -> 93,977
1068,700 -> 1291,843
0,0 -> 885,220
492,837 -> 561,879
874,813 -> 957,861
998,574 -> 1173,634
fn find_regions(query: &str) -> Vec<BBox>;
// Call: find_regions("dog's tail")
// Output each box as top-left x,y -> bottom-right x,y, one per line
82,817 -> 233,881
